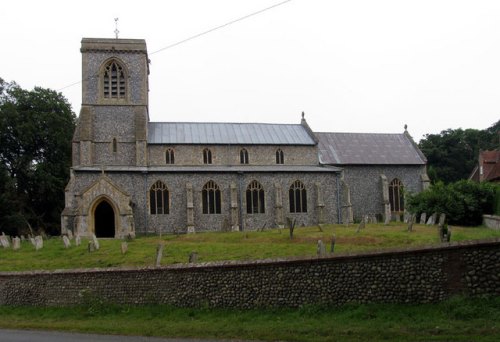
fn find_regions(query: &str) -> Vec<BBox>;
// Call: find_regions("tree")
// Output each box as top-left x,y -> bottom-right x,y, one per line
419,121 -> 499,184
0,78 -> 76,235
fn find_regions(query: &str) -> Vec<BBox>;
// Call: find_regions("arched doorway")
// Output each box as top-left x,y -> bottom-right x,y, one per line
94,200 -> 115,237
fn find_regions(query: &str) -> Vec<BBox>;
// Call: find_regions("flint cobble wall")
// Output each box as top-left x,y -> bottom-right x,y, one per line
0,239 -> 498,308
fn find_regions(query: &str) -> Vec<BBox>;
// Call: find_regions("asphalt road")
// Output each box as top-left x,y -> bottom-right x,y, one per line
0,329 -> 247,342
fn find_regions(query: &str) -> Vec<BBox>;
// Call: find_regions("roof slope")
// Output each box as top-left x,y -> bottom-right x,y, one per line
148,122 -> 316,145
316,132 -> 427,165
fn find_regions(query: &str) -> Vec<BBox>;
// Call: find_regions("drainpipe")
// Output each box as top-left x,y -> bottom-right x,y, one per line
238,171 -> 244,231
336,172 -> 341,224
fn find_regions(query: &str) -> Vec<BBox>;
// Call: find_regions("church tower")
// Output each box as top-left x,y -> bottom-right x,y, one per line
73,38 -> 149,167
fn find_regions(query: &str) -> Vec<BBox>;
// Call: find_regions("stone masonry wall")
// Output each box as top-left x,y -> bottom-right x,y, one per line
0,239 -> 498,308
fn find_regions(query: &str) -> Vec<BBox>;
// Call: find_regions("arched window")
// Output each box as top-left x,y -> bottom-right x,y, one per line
150,181 -> 169,215
202,180 -> 221,214
165,148 -> 175,164
389,178 -> 404,212
102,60 -> 126,99
289,180 -> 307,213
246,180 -> 265,214
240,148 -> 249,164
112,138 -> 117,153
203,148 -> 212,164
276,149 -> 284,164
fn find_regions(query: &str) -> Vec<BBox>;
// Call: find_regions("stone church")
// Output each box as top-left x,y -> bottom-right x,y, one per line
61,38 -> 429,238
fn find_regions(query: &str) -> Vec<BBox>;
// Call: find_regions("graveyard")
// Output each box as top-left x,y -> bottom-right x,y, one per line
1,221 -> 499,272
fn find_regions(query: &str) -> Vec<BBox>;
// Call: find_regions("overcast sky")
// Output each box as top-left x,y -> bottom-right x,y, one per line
1,0 -> 499,141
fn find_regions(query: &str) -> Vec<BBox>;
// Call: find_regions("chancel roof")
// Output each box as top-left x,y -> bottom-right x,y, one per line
316,132 -> 427,165
148,122 -> 316,145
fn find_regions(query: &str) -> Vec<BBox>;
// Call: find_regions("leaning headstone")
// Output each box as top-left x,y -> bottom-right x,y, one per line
67,230 -> 74,240
317,240 -> 326,257
75,235 -> 81,246
121,242 -> 128,254
438,213 -> 446,227
62,235 -> 71,248
91,234 -> 100,250
0,235 -> 10,248
12,237 -> 21,250
34,236 -> 43,250
431,213 -> 438,225
330,234 -> 336,253
419,212 -> 427,225
356,218 -> 365,233
426,215 -> 434,225
189,251 -> 198,263
155,243 -> 165,267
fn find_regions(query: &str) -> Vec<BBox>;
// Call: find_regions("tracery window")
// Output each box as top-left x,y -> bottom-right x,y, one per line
103,60 -> 126,99
165,148 -> 175,164
276,149 -> 284,164
246,180 -> 265,214
240,148 -> 249,164
289,180 -> 307,213
150,180 -> 169,215
203,148 -> 212,164
202,180 -> 221,214
389,178 -> 404,212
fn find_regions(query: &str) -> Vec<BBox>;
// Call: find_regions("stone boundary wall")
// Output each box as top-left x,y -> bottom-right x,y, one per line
0,239 -> 499,308
483,215 -> 500,230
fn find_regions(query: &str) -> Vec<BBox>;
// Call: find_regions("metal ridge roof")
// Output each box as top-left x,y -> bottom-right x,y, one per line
74,165 -> 341,173
148,122 -> 316,145
316,132 -> 426,165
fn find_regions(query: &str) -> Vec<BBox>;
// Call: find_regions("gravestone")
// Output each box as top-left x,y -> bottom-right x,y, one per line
20,235 -> 26,242
356,218 -> 365,233
34,236 -> 43,250
317,240 -> 326,257
30,237 -> 36,247
384,212 -> 391,225
88,240 -> 95,253
91,234 -> 100,250
419,212 -> 427,225
0,235 -> 10,248
407,214 -> 415,232
155,243 -> 165,267
330,234 -> 336,253
67,230 -> 74,240
12,237 -> 21,250
121,242 -> 128,254
75,235 -> 81,246
62,235 -> 71,248
438,213 -> 446,227
189,251 -> 198,263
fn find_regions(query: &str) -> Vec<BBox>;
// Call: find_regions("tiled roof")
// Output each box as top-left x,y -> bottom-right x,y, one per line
148,122 -> 316,145
316,132 -> 427,165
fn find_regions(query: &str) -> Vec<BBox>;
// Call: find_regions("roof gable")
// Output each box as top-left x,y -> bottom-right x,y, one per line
148,122 -> 316,145
316,132 -> 427,165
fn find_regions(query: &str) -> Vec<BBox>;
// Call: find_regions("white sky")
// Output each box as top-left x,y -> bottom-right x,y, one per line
1,0 -> 499,142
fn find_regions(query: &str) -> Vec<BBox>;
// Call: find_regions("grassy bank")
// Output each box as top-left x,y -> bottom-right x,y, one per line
0,296 -> 498,341
1,223 -> 499,271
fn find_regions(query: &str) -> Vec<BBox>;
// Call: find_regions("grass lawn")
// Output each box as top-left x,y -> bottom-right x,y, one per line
0,296 -> 499,341
1,223 -> 499,271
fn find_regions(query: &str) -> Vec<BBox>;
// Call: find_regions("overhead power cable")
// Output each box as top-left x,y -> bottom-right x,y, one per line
57,0 -> 293,91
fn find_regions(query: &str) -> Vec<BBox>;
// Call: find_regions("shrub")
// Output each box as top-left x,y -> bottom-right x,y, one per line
407,180 -> 498,226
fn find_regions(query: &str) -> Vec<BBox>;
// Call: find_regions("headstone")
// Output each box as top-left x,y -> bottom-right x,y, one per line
317,240 -> 326,257
438,213 -> 446,227
407,214 -> 415,232
67,230 -> 74,240
356,218 -> 365,233
431,213 -> 438,225
189,251 -> 198,263
75,235 -> 81,246
91,234 -> 100,250
87,240 -> 95,253
330,234 -> 336,253
155,243 -> 164,267
20,235 -> 26,242
30,237 -> 36,247
34,236 -> 43,250
419,213 -> 427,225
0,235 -> 10,248
121,242 -> 128,254
12,237 -> 21,250
371,214 -> 378,224
62,235 -> 71,248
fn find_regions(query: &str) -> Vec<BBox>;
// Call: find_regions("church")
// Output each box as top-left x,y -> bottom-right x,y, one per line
61,38 -> 429,238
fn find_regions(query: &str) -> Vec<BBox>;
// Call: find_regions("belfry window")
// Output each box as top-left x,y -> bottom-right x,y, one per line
103,60 -> 126,99
202,180 -> 221,214
289,180 -> 307,213
240,148 -> 249,164
246,180 -> 265,214
389,178 -> 404,213
150,181 -> 169,215
165,148 -> 175,164
203,148 -> 212,164
276,149 -> 284,164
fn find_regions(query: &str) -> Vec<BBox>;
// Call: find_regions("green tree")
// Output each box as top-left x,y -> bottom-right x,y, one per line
0,78 -> 76,235
419,121 -> 499,184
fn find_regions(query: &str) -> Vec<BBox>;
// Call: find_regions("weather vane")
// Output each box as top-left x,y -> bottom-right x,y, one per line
114,18 -> 119,39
